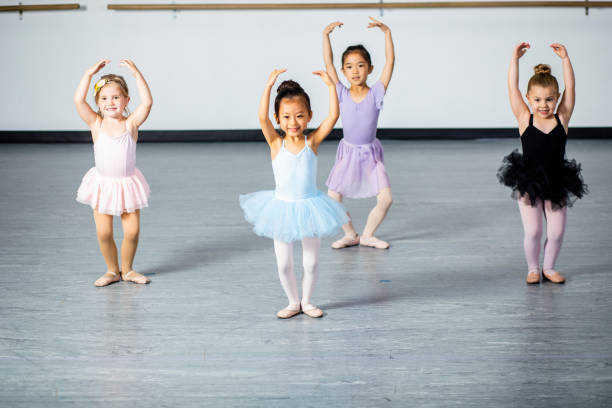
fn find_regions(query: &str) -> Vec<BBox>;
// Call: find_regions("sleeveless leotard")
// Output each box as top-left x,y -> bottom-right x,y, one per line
326,80 -> 391,198
497,114 -> 587,208
240,135 -> 349,243
77,125 -> 150,216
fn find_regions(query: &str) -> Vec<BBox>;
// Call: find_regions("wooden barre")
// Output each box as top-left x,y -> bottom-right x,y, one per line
107,2 -> 612,10
0,4 -> 80,12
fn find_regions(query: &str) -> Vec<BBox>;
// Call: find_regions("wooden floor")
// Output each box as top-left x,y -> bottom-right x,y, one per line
1,139 -> 611,407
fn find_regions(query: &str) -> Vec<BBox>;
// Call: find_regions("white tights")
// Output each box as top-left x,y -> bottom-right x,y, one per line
273,237 -> 320,308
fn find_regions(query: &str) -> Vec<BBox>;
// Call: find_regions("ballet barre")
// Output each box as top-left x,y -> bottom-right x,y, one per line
0,3 -> 81,12
106,1 -> 612,11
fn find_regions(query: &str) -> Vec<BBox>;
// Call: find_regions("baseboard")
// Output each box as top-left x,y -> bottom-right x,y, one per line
1,127 -> 610,143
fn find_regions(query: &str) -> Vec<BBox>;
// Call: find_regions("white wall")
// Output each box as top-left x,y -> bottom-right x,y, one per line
1,1 -> 611,130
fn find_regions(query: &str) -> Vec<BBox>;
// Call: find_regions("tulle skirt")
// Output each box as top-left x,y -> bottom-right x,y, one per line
497,150 -> 587,208
239,190 -> 349,243
326,138 -> 390,199
76,167 -> 150,216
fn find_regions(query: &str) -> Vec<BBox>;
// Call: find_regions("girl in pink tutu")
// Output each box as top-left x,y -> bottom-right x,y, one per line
74,59 -> 152,286
323,17 -> 395,249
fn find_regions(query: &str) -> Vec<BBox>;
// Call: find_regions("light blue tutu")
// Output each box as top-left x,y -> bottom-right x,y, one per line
240,135 -> 349,243
240,190 -> 349,243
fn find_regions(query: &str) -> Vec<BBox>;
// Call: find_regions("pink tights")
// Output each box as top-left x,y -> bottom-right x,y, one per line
517,196 -> 567,272
273,237 -> 320,308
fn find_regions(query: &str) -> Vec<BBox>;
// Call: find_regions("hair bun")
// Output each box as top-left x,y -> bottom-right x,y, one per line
277,80 -> 303,94
534,64 -> 552,75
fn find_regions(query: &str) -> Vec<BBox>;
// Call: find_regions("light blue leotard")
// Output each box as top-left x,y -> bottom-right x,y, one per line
240,135 -> 349,243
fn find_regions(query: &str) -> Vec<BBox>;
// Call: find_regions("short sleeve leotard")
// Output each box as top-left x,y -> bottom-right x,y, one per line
325,80 -> 391,199
240,135 -> 349,243
77,125 -> 150,216
497,114 -> 587,208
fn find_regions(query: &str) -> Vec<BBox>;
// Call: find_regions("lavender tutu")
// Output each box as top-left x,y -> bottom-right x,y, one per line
326,80 -> 390,198
326,138 -> 390,198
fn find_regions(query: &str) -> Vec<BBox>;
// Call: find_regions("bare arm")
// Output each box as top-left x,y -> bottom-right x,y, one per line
310,70 -> 340,149
368,17 -> 394,90
508,42 -> 531,129
259,69 -> 286,149
552,44 -> 575,129
323,22 -> 342,85
121,59 -> 153,129
74,59 -> 108,127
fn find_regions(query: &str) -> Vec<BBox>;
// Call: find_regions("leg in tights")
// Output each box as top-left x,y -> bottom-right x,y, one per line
274,240 -> 300,309
120,210 -> 140,274
542,200 -> 567,271
517,195 -> 544,272
328,190 -> 358,239
93,209 -> 120,273
92,209 -> 121,286
301,237 -> 320,307
362,187 -> 393,239
120,210 -> 148,283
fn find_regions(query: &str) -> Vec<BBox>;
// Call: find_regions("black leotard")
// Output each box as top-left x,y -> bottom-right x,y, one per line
497,114 -> 587,208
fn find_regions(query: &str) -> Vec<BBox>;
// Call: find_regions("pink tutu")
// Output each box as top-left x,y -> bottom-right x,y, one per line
326,138 -> 390,199
76,167 -> 150,216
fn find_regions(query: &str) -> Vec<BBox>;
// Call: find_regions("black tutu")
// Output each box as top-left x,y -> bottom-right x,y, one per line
497,149 -> 588,208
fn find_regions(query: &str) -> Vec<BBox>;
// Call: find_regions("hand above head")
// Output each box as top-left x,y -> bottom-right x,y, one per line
368,16 -> 390,33
120,59 -> 140,75
513,42 -> 530,59
313,70 -> 334,87
266,69 -> 287,87
87,59 -> 110,76
550,43 -> 569,59
324,21 -> 343,35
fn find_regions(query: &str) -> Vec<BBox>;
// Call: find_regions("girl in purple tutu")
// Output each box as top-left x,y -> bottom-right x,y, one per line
74,59 -> 153,287
323,17 -> 395,249
497,43 -> 587,284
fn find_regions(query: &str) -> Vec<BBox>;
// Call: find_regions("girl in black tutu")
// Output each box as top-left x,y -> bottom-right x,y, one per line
498,42 -> 587,284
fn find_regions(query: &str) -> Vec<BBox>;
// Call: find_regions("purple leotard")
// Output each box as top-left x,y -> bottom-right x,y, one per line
326,80 -> 391,198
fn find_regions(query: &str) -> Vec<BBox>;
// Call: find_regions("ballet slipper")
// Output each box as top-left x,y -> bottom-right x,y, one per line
331,234 -> 360,249
542,269 -> 565,284
94,270 -> 120,287
359,236 -> 390,249
301,303 -> 323,318
526,270 -> 541,284
122,270 -> 150,284
277,304 -> 301,319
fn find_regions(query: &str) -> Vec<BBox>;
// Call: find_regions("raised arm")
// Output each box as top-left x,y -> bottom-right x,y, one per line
259,69 -> 286,148
121,59 -> 153,129
508,42 -> 531,127
310,70 -> 340,148
323,22 -> 342,85
551,44 -> 575,128
74,59 -> 109,127
368,16 -> 394,90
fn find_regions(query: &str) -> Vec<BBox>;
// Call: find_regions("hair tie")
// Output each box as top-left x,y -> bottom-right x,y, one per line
94,79 -> 107,94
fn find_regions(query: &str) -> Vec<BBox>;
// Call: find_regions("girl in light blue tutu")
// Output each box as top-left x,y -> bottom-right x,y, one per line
240,69 -> 349,319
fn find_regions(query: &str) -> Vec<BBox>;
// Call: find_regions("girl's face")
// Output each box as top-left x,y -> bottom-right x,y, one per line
97,83 -> 130,118
526,85 -> 560,119
275,98 -> 312,138
342,52 -> 373,87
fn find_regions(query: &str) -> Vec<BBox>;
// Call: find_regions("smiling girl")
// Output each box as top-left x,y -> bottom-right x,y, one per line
498,43 -> 587,284
240,69 -> 348,319
75,59 -> 153,287
323,17 -> 395,249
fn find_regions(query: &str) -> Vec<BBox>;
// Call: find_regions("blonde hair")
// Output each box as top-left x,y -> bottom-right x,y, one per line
94,74 -> 130,116
527,64 -> 559,93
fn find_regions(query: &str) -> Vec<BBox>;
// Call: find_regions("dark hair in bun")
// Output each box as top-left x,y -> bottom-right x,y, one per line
274,80 -> 312,118
341,44 -> 372,67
